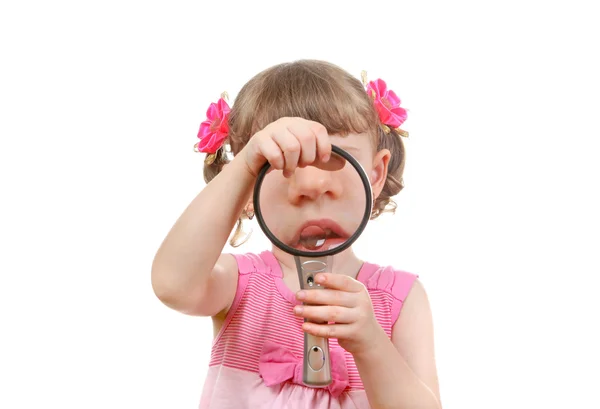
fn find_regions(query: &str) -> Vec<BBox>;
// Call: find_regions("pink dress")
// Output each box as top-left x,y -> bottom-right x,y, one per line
199,251 -> 417,409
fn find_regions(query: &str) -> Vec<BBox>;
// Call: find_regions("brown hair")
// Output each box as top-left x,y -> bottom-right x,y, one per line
203,60 -> 406,246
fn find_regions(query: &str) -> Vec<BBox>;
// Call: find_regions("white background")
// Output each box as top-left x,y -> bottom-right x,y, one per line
1,0 -> 599,408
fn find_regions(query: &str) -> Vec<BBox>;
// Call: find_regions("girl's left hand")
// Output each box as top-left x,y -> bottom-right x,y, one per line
294,273 -> 387,357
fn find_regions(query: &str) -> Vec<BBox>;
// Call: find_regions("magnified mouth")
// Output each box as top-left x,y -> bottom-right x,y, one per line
292,219 -> 350,251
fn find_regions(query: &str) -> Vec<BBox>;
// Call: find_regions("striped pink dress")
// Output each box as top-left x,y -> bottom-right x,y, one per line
199,251 -> 417,409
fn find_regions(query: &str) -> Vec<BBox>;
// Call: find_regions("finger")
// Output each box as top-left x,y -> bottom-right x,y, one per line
271,128 -> 301,178
307,121 -> 331,162
285,121 -> 316,168
287,119 -> 336,169
302,322 -> 354,339
294,304 -> 357,324
305,121 -> 346,171
297,288 -> 357,307
314,273 -> 365,293
256,132 -> 285,171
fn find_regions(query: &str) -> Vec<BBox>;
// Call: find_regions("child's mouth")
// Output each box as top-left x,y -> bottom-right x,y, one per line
292,220 -> 349,251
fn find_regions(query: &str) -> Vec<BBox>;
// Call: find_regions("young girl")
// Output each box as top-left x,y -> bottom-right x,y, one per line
152,60 -> 441,409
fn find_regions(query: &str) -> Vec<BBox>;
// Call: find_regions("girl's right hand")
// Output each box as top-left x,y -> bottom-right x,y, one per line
241,117 -> 344,178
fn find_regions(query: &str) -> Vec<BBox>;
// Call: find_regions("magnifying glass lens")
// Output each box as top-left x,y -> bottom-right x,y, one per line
258,151 -> 365,255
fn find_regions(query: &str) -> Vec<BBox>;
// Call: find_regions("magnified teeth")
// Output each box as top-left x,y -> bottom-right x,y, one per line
298,226 -> 327,250
298,235 -> 326,250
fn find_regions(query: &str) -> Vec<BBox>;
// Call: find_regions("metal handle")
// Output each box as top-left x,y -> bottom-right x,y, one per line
303,331 -> 331,385
294,255 -> 333,386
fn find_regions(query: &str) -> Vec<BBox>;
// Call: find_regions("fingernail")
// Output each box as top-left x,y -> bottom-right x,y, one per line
323,153 -> 330,162
294,306 -> 303,314
296,291 -> 306,300
315,274 -> 325,284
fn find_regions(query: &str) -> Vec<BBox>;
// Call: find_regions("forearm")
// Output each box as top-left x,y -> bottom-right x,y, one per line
151,155 -> 255,292
353,329 -> 441,409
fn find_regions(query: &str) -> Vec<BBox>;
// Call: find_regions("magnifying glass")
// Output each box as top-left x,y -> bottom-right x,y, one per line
252,145 -> 372,387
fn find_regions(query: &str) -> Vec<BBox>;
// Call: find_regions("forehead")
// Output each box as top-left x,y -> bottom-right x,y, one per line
330,133 -> 375,159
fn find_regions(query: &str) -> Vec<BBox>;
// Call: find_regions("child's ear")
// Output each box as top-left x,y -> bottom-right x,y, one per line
371,149 -> 391,198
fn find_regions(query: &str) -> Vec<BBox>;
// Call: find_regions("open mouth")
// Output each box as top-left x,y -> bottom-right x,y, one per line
291,219 -> 350,251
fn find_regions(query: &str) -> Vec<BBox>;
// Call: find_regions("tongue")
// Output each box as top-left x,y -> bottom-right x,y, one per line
300,226 -> 327,238
299,225 -> 327,250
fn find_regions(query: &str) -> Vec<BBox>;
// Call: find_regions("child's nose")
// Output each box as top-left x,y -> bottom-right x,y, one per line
288,166 -> 341,204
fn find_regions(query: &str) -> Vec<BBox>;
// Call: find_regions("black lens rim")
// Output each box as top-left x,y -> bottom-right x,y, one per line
252,145 -> 372,258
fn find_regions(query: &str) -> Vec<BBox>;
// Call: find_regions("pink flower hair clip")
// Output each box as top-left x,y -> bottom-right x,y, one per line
361,71 -> 409,137
194,92 -> 231,165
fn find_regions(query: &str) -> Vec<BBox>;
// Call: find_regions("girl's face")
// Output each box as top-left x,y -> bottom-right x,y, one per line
257,133 -> 389,252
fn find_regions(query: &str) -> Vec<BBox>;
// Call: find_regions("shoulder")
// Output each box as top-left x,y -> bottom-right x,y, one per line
229,251 -> 279,277
395,278 -> 431,325
359,261 -> 421,326
360,262 -> 418,303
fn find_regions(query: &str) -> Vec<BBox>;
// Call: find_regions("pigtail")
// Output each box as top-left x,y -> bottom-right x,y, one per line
371,125 -> 406,219
202,145 -> 229,184
360,70 -> 408,219
195,90 -> 251,248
